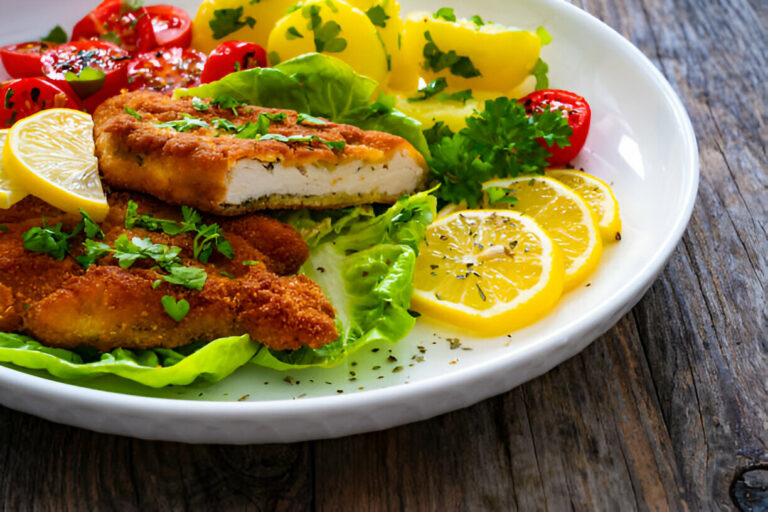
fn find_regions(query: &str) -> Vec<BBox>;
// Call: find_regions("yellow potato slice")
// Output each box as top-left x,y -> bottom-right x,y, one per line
400,12 -> 543,93
268,0 -> 389,84
192,0 -> 299,54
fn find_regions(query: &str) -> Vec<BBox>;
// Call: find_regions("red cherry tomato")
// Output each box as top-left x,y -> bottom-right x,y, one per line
0,78 -> 80,127
0,42 -> 59,78
41,40 -> 130,112
521,89 -> 591,166
127,47 -> 206,94
71,0 -> 155,53
200,41 -> 267,83
145,5 -> 193,49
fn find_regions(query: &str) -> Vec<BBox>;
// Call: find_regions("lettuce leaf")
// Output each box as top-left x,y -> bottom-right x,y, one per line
251,191 -> 436,370
0,333 -> 257,388
176,53 -> 429,157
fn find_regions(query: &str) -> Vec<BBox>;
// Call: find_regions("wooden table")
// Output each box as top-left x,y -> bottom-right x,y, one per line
1,0 -> 765,509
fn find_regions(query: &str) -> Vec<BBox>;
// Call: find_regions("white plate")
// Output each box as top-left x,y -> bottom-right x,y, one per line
0,0 -> 697,443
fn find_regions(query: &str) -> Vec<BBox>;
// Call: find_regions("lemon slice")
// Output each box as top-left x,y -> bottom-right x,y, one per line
412,210 -> 565,336
547,169 -> 622,243
483,176 -> 602,291
0,129 -> 27,208
2,109 -> 108,221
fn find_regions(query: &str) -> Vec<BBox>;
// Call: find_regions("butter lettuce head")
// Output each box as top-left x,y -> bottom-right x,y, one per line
0,193 -> 435,385
176,53 -> 429,157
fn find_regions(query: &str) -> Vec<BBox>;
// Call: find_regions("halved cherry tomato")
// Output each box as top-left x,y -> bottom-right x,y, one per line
41,40 -> 130,112
0,78 -> 80,127
71,0 -> 155,53
127,47 -> 206,94
200,41 -> 267,83
145,5 -> 193,49
0,42 -> 59,78
521,89 -> 591,166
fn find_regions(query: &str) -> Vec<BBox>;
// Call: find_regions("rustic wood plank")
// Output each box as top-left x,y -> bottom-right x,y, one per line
577,0 -> 768,508
0,408 -> 313,511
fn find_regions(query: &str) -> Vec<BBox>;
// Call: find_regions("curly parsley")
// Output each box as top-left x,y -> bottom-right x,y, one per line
426,97 -> 572,207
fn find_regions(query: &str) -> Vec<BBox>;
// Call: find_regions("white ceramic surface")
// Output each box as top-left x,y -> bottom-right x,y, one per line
0,0 -> 698,443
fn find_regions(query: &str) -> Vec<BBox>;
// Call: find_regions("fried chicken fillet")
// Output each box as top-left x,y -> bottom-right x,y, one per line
0,194 -> 337,352
93,91 -> 428,215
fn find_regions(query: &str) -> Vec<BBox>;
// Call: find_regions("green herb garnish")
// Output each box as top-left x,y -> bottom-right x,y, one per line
209,7 -> 256,40
408,78 -> 448,102
191,97 -> 211,111
286,26 -> 304,39
124,106 -> 142,120
432,7 -> 456,22
41,25 -> 67,44
155,114 -> 210,132
365,5 -> 390,27
422,31 -> 481,78
484,186 -> 518,206
469,15 -> 485,26
296,112 -> 328,126
427,97 -> 572,206
531,58 -> 550,91
211,94 -> 246,115
161,296 -> 190,322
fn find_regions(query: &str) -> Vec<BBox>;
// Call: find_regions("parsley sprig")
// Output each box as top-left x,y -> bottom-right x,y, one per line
125,200 -> 234,264
22,210 -> 104,260
426,97 -> 572,207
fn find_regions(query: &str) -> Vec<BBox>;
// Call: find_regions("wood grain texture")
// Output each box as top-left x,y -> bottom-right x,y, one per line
1,0 -> 765,510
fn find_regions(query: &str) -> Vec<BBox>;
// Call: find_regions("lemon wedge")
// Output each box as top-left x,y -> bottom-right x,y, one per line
0,129 -> 27,208
483,176 -> 602,291
547,169 -> 622,243
412,210 -> 565,336
2,109 -> 108,221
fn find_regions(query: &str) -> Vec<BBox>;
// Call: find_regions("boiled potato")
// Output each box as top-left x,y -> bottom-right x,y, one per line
400,12 -> 543,93
191,0 -> 299,54
268,0 -> 389,84
345,0 -> 411,88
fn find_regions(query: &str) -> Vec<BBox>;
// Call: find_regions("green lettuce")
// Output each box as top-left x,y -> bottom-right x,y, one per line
251,191 -> 436,370
0,333 -> 257,388
175,53 -> 429,157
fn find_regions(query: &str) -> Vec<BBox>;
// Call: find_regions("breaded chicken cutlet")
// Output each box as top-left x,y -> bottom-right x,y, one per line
0,194 -> 337,352
93,91 -> 429,215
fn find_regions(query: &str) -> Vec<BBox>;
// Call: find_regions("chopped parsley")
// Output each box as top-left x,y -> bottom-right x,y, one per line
427,97 -> 572,206
408,78 -> 447,102
124,106 -> 142,120
124,200 -> 233,264
155,114 -> 210,132
211,94 -> 246,115
212,118 -> 239,133
365,5 -> 390,27
422,31 -> 481,78
22,210 -> 103,261
484,186 -> 518,206
432,7 -> 456,22
100,31 -> 123,46
438,89 -> 473,104
531,58 -> 550,91
469,15 -> 485,26
286,26 -> 304,39
0,225 -> 7,232
242,260 -> 260,266
209,7 -> 256,40
191,97 -> 211,111
302,4 -> 347,53
161,296 -> 190,322
41,25 -> 67,44
296,112 -> 328,126
22,220 -> 78,260
408,77 -> 472,104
